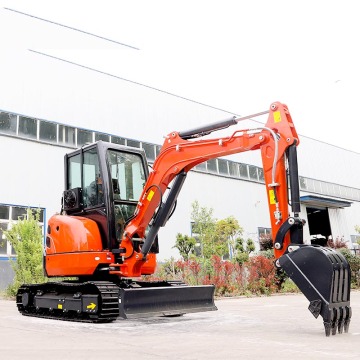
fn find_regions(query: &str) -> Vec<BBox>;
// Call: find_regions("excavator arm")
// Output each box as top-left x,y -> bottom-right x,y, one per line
113,102 -> 351,336
119,102 -> 296,263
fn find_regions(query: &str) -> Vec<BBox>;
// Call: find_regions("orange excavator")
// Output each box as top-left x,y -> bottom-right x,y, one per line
16,102 -> 351,336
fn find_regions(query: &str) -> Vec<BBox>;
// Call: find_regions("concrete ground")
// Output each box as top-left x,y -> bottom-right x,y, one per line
1,292 -> 359,360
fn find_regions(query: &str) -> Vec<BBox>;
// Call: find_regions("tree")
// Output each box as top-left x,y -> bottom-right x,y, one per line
4,209 -> 47,296
191,201 -> 250,260
234,237 -> 255,266
173,233 -> 196,261
246,238 -> 255,253
191,200 -> 216,258
214,216 -> 243,259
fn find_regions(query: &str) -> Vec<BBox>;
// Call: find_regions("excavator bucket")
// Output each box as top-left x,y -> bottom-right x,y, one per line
279,245 -> 351,336
118,282 -> 217,319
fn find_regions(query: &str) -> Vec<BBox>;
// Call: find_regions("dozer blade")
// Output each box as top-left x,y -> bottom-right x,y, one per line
118,283 -> 217,319
279,245 -> 351,336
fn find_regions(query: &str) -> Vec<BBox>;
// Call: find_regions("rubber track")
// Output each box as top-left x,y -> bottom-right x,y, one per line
16,281 -> 120,323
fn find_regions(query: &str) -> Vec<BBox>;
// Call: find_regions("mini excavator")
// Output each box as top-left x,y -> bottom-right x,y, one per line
16,102 -> 351,336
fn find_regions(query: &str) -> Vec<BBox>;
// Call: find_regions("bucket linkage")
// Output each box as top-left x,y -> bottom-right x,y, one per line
279,245 -> 352,336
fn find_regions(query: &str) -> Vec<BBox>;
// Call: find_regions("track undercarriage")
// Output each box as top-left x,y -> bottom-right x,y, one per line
16,280 -> 217,322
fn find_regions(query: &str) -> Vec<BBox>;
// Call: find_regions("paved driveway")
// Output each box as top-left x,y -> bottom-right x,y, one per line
1,291 -> 359,359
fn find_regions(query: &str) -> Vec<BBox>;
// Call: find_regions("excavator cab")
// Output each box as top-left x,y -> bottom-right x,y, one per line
62,141 -> 153,254
62,141 -> 171,265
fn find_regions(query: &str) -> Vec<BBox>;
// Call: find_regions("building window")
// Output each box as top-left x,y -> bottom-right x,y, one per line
218,159 -> 229,176
111,136 -> 125,145
11,206 -> 27,220
228,162 -> 239,178
313,180 -> 322,193
39,121 -> 57,143
195,162 -> 206,171
0,223 -> 8,254
59,125 -> 76,146
299,176 -> 306,190
239,163 -> 248,179
155,145 -> 162,157
326,182 -> 335,196
18,116 -> 37,139
333,184 -> 341,197
207,159 -> 217,174
0,112 -> 17,135
249,165 -> 258,181
0,204 -> 45,258
77,128 -> 93,146
0,205 -> 10,219
257,168 -> 264,182
95,132 -> 110,142
350,235 -> 360,244
306,178 -> 315,192
127,139 -> 140,148
142,142 -> 156,161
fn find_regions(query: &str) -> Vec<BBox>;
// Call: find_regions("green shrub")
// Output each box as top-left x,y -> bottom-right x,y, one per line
280,278 -> 300,293
338,248 -> 360,287
4,209 -> 47,296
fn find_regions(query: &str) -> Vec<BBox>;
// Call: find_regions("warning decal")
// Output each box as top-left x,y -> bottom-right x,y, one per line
269,189 -> 276,205
147,190 -> 155,201
87,303 -> 97,310
273,111 -> 281,123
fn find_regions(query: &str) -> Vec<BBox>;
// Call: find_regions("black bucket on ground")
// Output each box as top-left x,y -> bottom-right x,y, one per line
118,282 -> 217,319
279,245 -> 352,336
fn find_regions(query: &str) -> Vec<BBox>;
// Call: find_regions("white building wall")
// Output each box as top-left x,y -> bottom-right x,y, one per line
328,208 -> 351,244
337,203 -> 360,241
0,50 -> 266,167
0,135 -> 66,216
1,48 -> 360,261
297,136 -> 360,188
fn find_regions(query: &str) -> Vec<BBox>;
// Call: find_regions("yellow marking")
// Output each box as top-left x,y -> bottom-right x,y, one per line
273,111 -> 281,123
147,190 -> 155,201
57,304 -> 63,310
269,189 -> 276,205
87,302 -> 96,310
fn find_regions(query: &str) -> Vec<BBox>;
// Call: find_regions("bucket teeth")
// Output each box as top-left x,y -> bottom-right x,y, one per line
344,306 -> 352,333
278,245 -> 352,336
322,305 -> 352,336
337,307 -> 345,334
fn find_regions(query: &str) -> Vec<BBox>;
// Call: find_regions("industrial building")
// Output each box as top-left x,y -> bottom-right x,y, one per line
1,48 -> 360,290
1,9 -> 360,290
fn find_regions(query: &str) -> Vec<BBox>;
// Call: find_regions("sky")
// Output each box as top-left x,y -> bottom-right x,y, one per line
1,0 -> 360,152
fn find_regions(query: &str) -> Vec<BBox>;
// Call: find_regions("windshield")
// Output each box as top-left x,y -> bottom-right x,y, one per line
107,150 -> 146,240
107,150 -> 146,201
